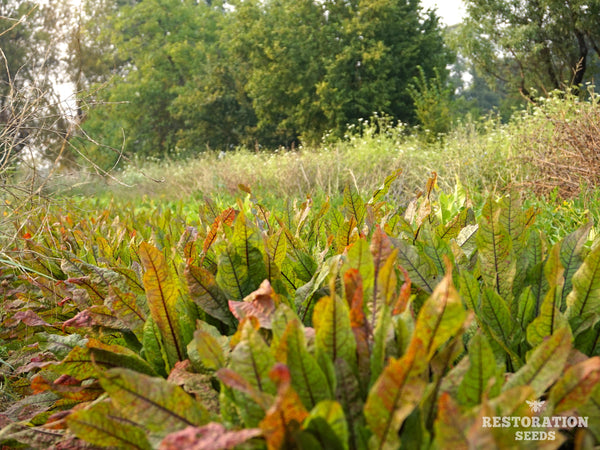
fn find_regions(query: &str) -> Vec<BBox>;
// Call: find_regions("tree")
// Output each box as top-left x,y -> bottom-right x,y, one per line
62,0 -> 138,122
79,0 -> 252,161
407,66 -> 453,137
457,0 -> 600,100
231,0 -> 452,145
225,0 -> 331,146
0,0 -> 70,167
81,0 -> 452,155
317,0 -> 452,138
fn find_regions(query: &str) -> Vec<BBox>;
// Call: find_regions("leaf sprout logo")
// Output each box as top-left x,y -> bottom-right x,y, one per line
526,399 -> 546,413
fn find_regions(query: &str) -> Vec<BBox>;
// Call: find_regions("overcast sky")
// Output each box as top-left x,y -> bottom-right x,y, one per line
421,0 -> 467,26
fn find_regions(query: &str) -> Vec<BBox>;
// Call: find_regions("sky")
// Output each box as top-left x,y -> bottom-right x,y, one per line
420,0 -> 467,26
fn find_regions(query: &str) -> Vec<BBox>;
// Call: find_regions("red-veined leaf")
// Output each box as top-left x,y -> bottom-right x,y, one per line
100,368 -> 210,435
139,242 -> 187,367
159,423 -> 261,450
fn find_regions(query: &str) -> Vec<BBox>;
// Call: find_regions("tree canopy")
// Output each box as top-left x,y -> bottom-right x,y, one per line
457,0 -> 600,100
77,0 -> 452,159
0,0 -> 71,165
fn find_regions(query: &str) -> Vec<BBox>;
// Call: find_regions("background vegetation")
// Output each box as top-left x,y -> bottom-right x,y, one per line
3,0 -> 600,448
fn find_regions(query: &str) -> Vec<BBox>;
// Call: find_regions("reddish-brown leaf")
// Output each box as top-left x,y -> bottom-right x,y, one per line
434,392 -> 470,449
160,423 -> 261,450
6,310 -> 50,327
62,310 -> 95,330
202,207 -> 237,254
228,279 -> 277,329
393,266 -> 412,315
344,269 -> 370,386
259,364 -> 309,450
370,225 -> 393,272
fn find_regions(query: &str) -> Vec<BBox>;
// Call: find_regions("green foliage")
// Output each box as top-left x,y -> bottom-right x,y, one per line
79,0 -> 451,154
3,175 -> 600,448
408,66 -> 454,137
457,0 -> 600,99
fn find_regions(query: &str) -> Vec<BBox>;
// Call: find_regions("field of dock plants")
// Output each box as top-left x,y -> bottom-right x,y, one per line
1,169 -> 600,449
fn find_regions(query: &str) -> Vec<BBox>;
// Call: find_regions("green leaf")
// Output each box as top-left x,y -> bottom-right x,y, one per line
142,317 -> 169,377
87,338 -> 158,376
304,400 -> 349,450
391,237 -> 436,293
139,242 -> 187,367
336,217 -> 359,251
477,196 -> 516,300
231,211 -> 269,288
187,323 -> 228,373
566,241 -> 600,336
313,293 -> 357,369
369,170 -> 401,205
264,228 -> 287,280
215,244 -> 251,301
343,237 -> 374,301
333,357 -> 365,450
364,339 -> 427,450
498,191 -> 531,256
370,302 -> 393,388
480,288 -> 518,362
343,183 -> 366,227
574,321 -> 600,356
296,255 -> 340,324
458,270 -> 480,311
228,319 -> 277,426
515,286 -> 537,335
522,230 -> 549,316
527,244 -> 568,347
503,326 -> 572,397
419,223 -> 453,279
106,286 -> 147,341
100,368 -> 210,435
276,318 -> 332,409
457,333 -> 501,407
271,303 -> 301,345
579,382 -> 600,441
67,400 -> 152,449
282,226 -> 317,283
413,266 -> 466,361
560,222 -> 592,308
185,264 -> 236,327
53,338 -> 157,380
526,284 -> 569,348
436,207 -> 475,241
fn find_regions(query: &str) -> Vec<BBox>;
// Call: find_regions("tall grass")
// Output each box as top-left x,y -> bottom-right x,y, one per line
53,89 -> 599,209
54,118 -> 516,205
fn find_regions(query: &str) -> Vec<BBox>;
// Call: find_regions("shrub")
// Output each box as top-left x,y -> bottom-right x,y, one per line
513,87 -> 600,198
